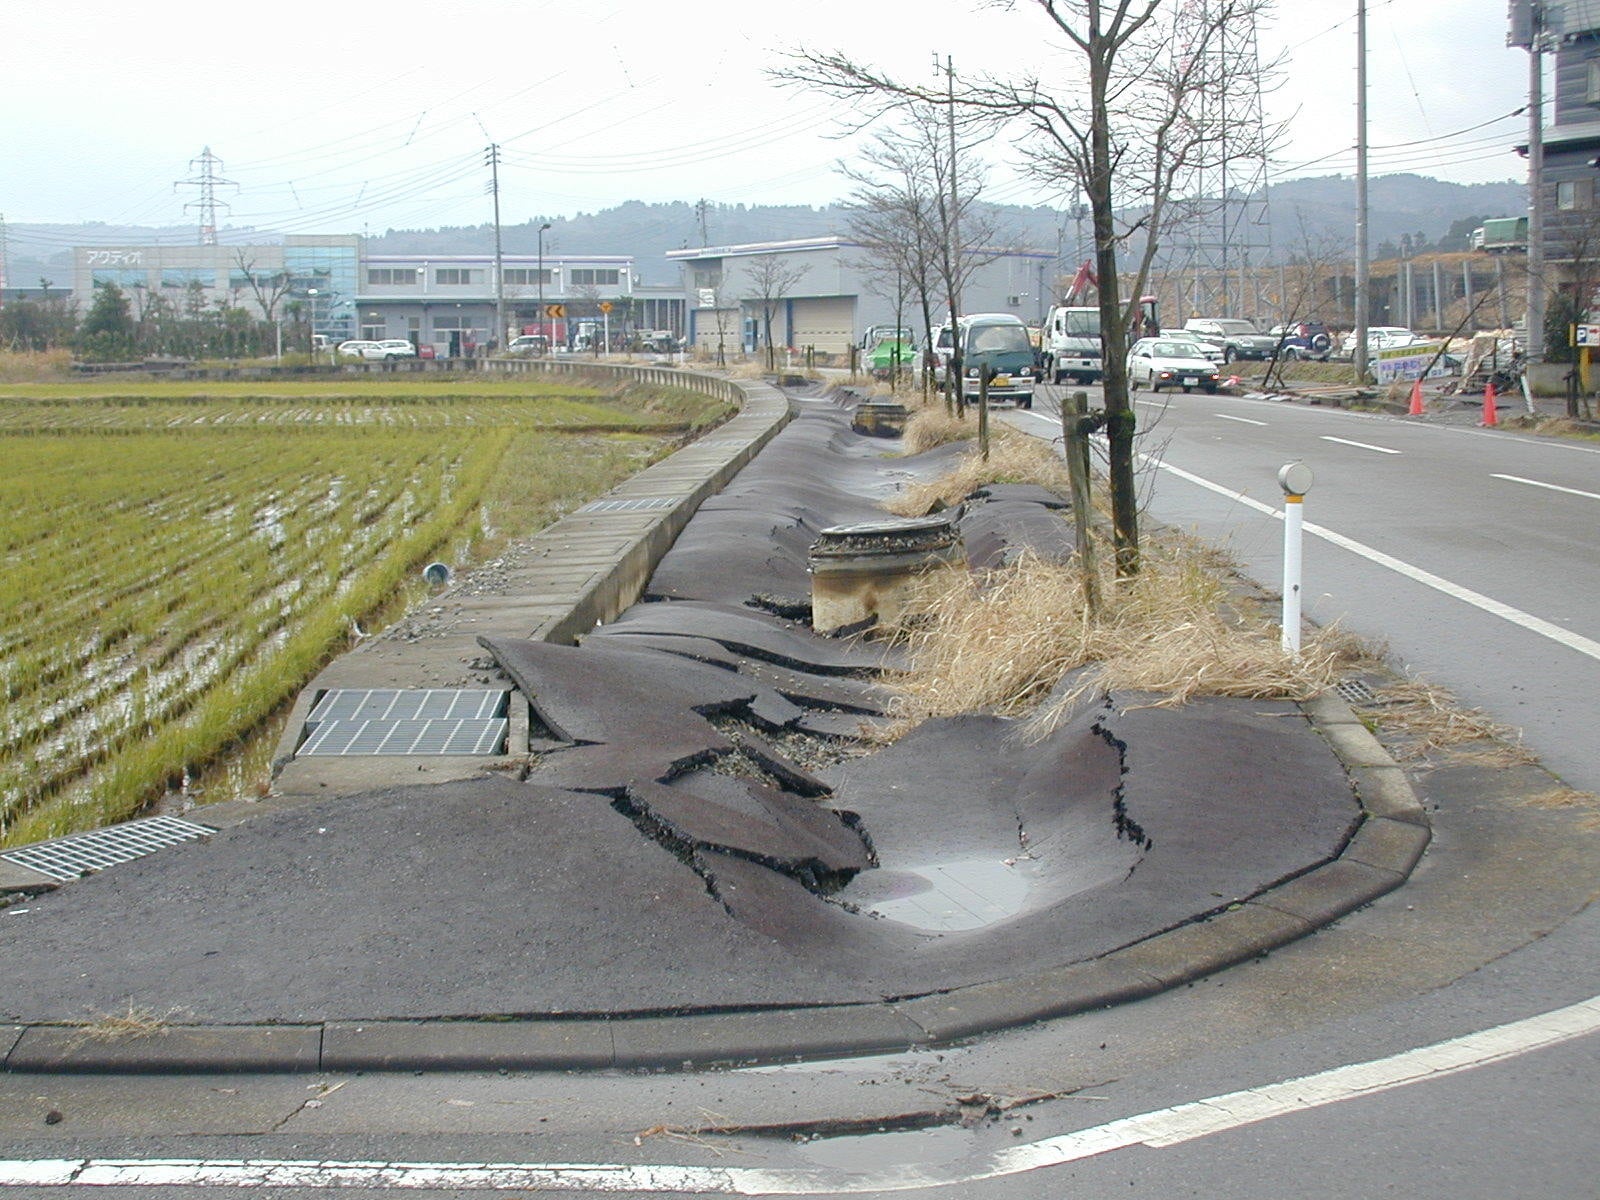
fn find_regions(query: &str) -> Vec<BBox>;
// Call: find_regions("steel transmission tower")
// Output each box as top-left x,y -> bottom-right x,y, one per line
1177,1 -> 1274,322
174,147 -> 238,246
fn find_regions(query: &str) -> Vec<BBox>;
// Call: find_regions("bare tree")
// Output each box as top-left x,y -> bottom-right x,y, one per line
779,0 -> 1280,576
231,251 -> 296,325
840,117 -> 1003,405
744,254 -> 810,370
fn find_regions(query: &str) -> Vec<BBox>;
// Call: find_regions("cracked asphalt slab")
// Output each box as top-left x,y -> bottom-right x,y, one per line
0,394 -> 1417,1071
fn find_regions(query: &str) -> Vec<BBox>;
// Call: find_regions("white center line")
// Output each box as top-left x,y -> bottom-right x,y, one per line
1144,456 -> 1600,664
6,997 -> 1599,1193
1320,435 -> 1400,455
1492,473 -> 1600,501
1215,414 -> 1267,426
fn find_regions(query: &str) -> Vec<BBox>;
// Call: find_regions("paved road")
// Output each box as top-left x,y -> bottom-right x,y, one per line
5,385 -> 1599,1198
1014,383 -> 1600,794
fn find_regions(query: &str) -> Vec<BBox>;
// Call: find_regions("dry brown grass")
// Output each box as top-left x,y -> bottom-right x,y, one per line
883,542 -> 1363,736
1516,786 -> 1600,831
1367,678 -> 1534,765
0,349 -> 73,383
899,405 -> 972,455
70,1001 -> 188,1042
890,426 -> 1070,514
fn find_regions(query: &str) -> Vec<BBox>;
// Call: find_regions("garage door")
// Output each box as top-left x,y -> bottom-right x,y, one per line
790,297 -> 856,355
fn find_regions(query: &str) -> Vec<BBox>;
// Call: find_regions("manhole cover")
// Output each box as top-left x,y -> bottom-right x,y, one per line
2,815 -> 214,882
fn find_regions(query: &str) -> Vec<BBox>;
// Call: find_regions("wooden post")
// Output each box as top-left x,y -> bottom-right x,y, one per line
978,367 -> 991,461
1061,389 -> 1100,614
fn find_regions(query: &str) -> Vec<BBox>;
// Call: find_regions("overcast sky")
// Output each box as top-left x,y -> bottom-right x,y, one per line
0,0 -> 1528,240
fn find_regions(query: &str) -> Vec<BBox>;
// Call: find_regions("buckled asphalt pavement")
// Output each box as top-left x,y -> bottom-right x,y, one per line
0,366 -> 1432,1075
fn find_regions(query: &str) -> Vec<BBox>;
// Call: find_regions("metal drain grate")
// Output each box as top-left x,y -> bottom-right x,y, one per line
2,815 -> 214,882
308,688 -> 506,722
1335,678 -> 1378,705
299,718 -> 507,756
298,688 -> 509,757
578,496 -> 678,514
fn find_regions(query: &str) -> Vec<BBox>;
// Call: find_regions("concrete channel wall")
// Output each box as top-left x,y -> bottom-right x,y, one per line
260,360 -> 792,800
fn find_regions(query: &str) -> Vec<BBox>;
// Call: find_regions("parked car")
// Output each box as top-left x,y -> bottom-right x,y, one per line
1159,327 -> 1226,364
1183,318 -> 1281,363
506,334 -> 549,356
1266,321 -> 1334,360
375,339 -> 418,360
1126,337 -> 1222,393
336,339 -> 386,360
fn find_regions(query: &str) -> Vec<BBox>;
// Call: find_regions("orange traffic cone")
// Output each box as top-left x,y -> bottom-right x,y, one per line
1482,380 -> 1498,427
1408,378 -> 1424,415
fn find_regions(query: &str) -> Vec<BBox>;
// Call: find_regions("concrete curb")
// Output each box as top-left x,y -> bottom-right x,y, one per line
0,379 -> 1432,1075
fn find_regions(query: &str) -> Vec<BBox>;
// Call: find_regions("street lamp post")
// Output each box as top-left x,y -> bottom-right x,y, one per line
537,222 -> 552,355
306,287 -> 319,354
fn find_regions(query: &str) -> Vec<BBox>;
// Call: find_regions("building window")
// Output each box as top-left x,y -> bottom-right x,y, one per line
367,268 -> 419,286
1588,58 -> 1600,105
91,269 -> 147,288
435,268 -> 481,286
1558,178 -> 1594,210
504,268 -> 553,286
692,268 -> 721,290
161,269 -> 217,288
569,268 -> 620,286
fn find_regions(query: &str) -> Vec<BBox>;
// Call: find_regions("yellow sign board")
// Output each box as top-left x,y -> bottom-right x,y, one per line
599,301 -> 613,314
545,304 -> 566,319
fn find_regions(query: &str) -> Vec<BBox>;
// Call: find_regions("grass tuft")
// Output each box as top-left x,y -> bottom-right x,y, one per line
890,426 -> 1069,515
883,545 -> 1363,737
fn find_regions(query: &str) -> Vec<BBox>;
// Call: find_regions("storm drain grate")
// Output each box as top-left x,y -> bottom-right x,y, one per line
578,496 -> 678,514
2,815 -> 214,882
1335,678 -> 1379,706
308,688 -> 507,723
298,688 -> 509,757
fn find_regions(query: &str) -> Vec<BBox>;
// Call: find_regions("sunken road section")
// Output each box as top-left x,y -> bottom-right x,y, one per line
0,371 -> 1429,1073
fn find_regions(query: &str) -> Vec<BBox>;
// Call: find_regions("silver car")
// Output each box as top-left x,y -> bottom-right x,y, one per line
1126,337 -> 1222,394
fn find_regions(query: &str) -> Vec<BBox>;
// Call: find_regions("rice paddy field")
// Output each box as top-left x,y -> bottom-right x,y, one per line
0,371 -> 734,848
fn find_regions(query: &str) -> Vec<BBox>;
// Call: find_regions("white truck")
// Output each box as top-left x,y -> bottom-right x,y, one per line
1040,304 -> 1103,385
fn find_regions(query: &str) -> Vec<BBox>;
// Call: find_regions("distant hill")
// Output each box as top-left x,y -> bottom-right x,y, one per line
4,175 -> 1528,290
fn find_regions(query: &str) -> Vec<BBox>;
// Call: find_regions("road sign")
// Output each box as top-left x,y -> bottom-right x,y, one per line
1575,324 -> 1600,346
599,301 -> 613,314
545,304 -> 566,319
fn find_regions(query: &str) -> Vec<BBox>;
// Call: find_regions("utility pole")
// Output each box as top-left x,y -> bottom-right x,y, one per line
696,199 -> 710,246
1527,27 -> 1546,360
174,147 -> 237,246
486,143 -> 506,353
1353,0 -> 1370,380
938,53 -> 963,413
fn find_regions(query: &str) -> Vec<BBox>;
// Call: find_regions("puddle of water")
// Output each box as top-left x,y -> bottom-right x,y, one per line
796,1125 -> 973,1172
858,859 -> 1032,932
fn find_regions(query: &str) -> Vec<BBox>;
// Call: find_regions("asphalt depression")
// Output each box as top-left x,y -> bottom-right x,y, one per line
0,391 -> 1367,1044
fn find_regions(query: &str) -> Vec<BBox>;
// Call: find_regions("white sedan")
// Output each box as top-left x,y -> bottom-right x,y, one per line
336,339 -> 386,360
1126,337 -> 1222,393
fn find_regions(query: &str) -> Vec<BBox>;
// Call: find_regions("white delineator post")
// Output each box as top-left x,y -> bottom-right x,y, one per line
1278,462 -> 1315,654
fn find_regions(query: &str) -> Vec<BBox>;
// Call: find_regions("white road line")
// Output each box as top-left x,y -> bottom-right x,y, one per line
1146,457 -> 1600,665
1492,473 -> 1600,501
1215,414 -> 1267,426
6,996 -> 1600,1193
1320,435 -> 1400,455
